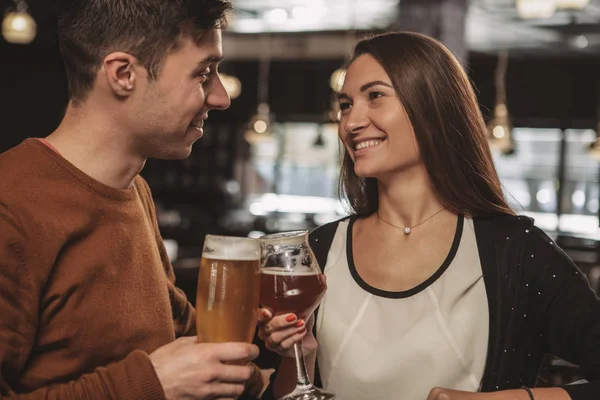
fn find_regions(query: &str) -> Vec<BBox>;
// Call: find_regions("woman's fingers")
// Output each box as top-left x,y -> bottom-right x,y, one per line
257,311 -> 313,356
268,322 -> 305,344
257,308 -> 272,323
276,329 -> 308,351
265,314 -> 300,332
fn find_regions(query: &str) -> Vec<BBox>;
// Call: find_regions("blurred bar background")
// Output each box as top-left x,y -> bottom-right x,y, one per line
2,0 -> 600,342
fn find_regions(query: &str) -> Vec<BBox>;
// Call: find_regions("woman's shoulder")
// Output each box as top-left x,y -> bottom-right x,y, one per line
474,213 -> 571,268
473,213 -> 547,242
308,215 -> 354,268
309,215 -> 354,242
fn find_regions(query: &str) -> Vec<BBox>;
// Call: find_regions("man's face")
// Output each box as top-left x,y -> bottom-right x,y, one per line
132,29 -> 230,159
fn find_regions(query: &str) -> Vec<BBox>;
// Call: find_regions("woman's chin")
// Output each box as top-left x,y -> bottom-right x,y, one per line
353,166 -> 379,179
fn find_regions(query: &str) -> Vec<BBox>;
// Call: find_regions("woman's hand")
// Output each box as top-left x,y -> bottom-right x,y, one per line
257,309 -> 317,358
427,387 -> 570,400
427,388 -> 487,400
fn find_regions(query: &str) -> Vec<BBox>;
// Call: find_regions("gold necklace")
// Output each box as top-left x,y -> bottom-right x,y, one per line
377,208 -> 446,235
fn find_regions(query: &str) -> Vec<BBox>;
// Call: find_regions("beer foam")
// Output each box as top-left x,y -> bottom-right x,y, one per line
202,235 -> 260,261
260,230 -> 308,246
261,269 -> 321,276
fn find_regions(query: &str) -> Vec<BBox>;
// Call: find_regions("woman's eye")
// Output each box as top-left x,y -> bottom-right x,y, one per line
339,102 -> 351,111
369,91 -> 383,100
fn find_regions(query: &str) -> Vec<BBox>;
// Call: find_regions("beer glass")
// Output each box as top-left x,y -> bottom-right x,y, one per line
260,231 -> 336,400
196,235 -> 261,343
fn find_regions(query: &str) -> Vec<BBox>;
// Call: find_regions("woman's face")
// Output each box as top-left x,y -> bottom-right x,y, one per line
338,54 -> 421,179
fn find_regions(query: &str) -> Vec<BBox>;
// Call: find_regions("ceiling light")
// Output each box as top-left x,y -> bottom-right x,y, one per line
557,0 -> 589,9
265,8 -> 288,25
291,6 -> 309,20
2,1 -> 36,44
573,35 -> 589,49
244,103 -> 273,144
516,0 -> 557,19
487,51 -> 515,155
329,68 -> 346,93
488,104 -> 514,154
253,119 -> 268,134
220,73 -> 242,99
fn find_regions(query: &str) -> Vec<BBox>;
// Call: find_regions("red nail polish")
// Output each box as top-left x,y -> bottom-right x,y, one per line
285,314 -> 296,323
295,320 -> 304,328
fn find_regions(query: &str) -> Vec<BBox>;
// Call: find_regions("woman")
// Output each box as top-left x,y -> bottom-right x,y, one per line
257,32 -> 600,400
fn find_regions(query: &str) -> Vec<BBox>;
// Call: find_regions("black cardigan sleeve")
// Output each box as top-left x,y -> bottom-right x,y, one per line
525,225 -> 600,399
476,214 -> 600,399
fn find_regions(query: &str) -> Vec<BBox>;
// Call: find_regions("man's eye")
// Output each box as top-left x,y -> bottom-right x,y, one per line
199,68 -> 211,82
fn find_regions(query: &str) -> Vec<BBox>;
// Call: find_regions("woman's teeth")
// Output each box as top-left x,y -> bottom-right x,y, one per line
355,140 -> 382,151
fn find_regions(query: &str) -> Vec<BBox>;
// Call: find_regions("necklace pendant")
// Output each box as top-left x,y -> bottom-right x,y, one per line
403,227 -> 411,235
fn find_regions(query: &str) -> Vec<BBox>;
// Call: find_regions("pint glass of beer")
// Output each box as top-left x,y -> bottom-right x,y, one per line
260,231 -> 335,400
196,235 -> 261,343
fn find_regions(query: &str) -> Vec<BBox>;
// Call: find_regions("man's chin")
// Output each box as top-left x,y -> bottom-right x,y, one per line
187,124 -> 204,139
151,144 -> 194,160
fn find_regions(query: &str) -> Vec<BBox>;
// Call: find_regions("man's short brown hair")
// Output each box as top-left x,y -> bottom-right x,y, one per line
58,0 -> 232,104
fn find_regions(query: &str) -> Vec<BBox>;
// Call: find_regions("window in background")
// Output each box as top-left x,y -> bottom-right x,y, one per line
492,128 -> 562,232
560,129 -> 599,236
243,122 -> 345,223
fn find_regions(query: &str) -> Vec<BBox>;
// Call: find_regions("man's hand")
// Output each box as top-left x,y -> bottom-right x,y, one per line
150,336 -> 259,400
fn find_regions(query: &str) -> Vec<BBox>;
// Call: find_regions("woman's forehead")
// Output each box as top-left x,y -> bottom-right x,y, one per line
342,54 -> 392,90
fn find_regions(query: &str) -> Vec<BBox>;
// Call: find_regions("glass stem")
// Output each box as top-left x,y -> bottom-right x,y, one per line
293,342 -> 313,388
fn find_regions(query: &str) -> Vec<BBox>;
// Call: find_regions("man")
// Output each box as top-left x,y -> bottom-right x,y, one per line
0,0 -> 262,398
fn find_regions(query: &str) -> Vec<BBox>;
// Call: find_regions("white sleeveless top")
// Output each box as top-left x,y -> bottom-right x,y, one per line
316,216 -> 489,400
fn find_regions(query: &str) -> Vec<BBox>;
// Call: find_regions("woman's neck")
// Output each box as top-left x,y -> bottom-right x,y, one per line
375,164 -> 446,228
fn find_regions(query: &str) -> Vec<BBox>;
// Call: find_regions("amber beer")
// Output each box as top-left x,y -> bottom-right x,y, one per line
196,235 -> 261,343
260,270 -> 326,320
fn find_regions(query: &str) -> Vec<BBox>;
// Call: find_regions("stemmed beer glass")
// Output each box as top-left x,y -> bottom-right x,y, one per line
260,231 -> 336,400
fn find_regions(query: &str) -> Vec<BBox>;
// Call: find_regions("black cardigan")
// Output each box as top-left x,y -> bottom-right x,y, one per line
259,214 -> 600,400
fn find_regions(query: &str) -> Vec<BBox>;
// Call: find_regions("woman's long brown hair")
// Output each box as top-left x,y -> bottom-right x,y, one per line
339,32 -> 514,218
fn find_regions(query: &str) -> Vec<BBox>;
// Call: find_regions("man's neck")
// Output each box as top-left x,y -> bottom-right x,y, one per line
46,103 -> 146,189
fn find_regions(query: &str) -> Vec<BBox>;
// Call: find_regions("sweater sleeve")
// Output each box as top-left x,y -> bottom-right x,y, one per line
159,232 -> 197,337
2,351 -> 166,400
135,177 -> 196,337
526,226 -> 600,400
0,208 -> 166,400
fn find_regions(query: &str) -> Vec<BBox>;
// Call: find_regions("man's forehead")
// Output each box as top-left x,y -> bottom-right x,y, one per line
196,29 -> 223,52
183,30 -> 223,62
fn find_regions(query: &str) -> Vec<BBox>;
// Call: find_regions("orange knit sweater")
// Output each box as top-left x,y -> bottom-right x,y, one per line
0,139 -> 196,399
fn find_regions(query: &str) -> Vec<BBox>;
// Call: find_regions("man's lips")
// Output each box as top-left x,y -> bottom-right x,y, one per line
190,122 -> 203,131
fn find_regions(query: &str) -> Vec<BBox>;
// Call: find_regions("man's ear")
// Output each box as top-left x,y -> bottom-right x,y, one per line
102,52 -> 143,97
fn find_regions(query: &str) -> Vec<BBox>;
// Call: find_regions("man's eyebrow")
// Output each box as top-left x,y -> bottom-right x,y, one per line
195,55 -> 224,68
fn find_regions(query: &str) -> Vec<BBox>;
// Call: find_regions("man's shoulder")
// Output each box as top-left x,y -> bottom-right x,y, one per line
0,139 -> 46,184
0,139 -> 69,221
0,138 -> 36,163
0,140 -> 45,194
